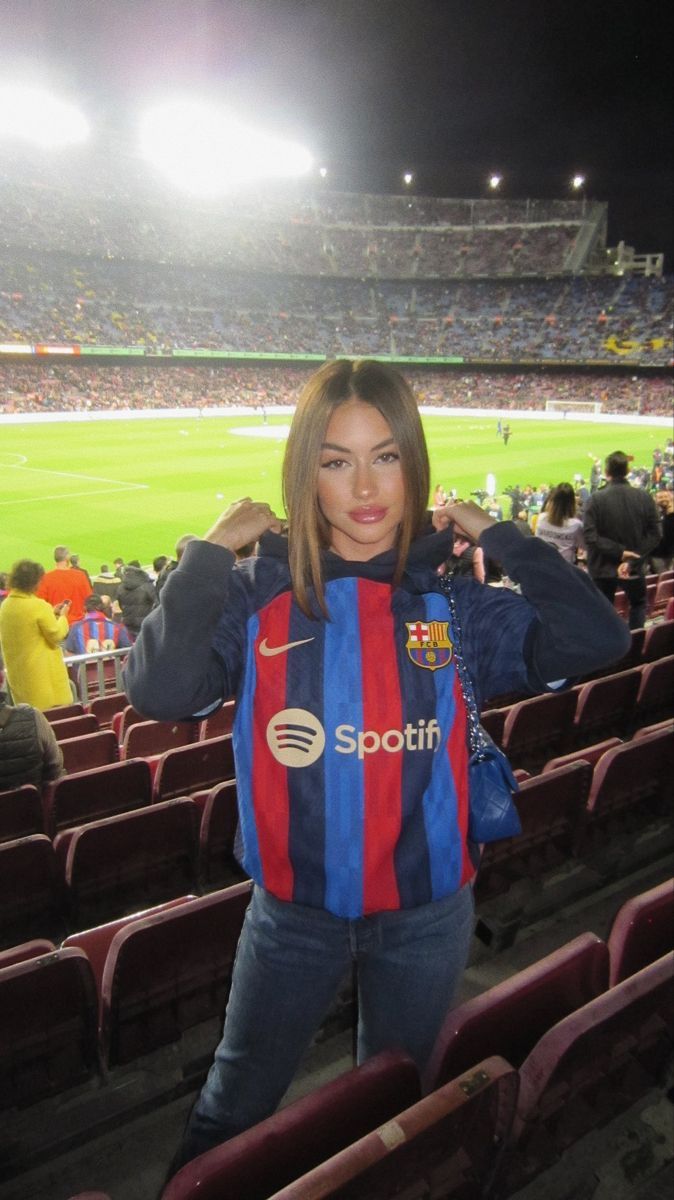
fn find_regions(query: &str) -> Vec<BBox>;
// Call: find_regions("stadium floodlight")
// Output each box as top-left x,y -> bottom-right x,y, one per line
571,173 -> 586,190
402,171 -> 414,186
139,99 -> 313,195
318,165 -> 328,178
488,173 -> 502,190
0,84 -> 89,148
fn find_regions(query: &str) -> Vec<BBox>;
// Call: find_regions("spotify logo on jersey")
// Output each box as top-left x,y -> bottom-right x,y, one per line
266,708 -> 326,768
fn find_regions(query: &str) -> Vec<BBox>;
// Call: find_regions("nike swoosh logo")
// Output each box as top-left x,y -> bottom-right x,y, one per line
259,636 -> 316,657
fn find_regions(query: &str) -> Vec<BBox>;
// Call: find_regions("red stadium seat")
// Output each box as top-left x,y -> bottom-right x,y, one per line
50,713 -> 100,741
43,703 -> 86,723
54,799 -> 199,928
586,726 -> 674,834
0,939 -> 57,970
641,619 -> 674,663
63,896 -> 195,1010
59,730 -> 119,774
197,779 -> 248,888
0,948 -> 102,1111
161,1050 -> 421,1200
262,1058 -> 518,1200
43,758 -> 153,837
607,878 -> 674,985
0,834 -> 66,949
499,689 -> 578,772
571,666 -> 641,745
509,955 -> 674,1189
425,932 -> 609,1091
474,761 -> 592,905
0,783 -> 45,844
100,882 -> 252,1067
634,654 -> 674,728
652,577 -> 674,619
86,690 -> 128,729
199,699 -> 236,740
121,718 -> 197,761
153,736 -> 236,803
542,736 -> 622,774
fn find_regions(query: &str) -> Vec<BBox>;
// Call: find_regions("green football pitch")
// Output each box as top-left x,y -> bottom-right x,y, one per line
0,412 -> 665,571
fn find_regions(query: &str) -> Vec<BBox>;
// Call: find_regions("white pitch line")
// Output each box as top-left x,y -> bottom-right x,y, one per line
6,462 -> 148,485
0,484 -> 149,506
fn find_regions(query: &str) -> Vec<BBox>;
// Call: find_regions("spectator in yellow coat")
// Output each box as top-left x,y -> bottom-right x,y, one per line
0,560 -> 72,710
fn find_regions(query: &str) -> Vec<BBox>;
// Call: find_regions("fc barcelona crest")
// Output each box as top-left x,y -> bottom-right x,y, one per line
405,620 -> 453,671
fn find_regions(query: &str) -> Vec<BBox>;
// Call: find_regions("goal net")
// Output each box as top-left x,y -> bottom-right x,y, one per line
545,399 -> 603,415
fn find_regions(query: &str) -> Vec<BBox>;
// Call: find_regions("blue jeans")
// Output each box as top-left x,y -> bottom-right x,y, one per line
174,882 -> 474,1167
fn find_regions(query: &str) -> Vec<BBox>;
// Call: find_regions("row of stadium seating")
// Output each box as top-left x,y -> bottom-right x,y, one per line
1,359 -> 671,417
1,877 -> 670,1197
1,257 -> 671,363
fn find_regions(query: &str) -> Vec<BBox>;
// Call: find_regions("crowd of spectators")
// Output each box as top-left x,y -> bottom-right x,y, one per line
0,255 -> 671,365
0,361 -> 670,416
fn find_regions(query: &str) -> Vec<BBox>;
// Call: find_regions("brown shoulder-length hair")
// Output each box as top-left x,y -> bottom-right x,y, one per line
546,482 -> 577,527
283,359 -> 430,617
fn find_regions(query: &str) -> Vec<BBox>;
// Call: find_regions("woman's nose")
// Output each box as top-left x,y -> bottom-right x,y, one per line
353,464 -> 376,498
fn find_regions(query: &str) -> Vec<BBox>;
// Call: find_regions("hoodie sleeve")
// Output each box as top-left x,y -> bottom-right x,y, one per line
454,521 -> 631,702
123,539 -> 243,721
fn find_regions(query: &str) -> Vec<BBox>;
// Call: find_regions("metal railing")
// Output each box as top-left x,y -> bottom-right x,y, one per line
64,646 -> 130,702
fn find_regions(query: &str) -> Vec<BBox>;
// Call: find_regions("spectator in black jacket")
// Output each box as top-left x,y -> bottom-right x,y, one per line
117,562 -> 157,638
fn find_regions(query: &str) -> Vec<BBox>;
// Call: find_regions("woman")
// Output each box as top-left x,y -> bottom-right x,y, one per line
0,560 -> 72,710
126,359 -> 628,1171
534,482 -> 585,564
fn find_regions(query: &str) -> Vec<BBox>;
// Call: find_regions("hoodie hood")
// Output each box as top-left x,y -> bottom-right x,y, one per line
256,525 -> 454,588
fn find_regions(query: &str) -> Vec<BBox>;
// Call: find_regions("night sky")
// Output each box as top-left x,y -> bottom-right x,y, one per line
3,0 -> 673,267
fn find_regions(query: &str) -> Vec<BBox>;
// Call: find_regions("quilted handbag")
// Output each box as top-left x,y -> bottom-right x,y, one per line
438,573 -> 522,843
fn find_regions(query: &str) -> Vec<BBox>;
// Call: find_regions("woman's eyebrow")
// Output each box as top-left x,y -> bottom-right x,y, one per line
321,437 -> 397,452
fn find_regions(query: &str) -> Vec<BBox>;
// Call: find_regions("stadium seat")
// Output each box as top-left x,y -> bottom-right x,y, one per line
121,718 -> 197,762
509,955 -> 674,1189
54,799 -> 200,929
59,730 -> 119,774
0,834 -> 67,948
612,590 -> 629,620
100,882 -> 252,1066
43,703 -> 86,723
0,783 -> 45,843
570,666 -> 641,745
586,726 -> 674,833
63,896 -> 195,1008
634,654 -> 674,728
607,878 -> 674,986
0,948 -> 102,1111
651,577 -> 674,619
43,758 -> 153,838
542,736 -> 622,774
645,583 -> 657,619
641,618 -> 674,662
153,735 -> 236,803
86,690 -> 128,729
261,1057 -> 518,1200
199,699 -> 236,740
197,779 -> 248,888
50,713 -> 100,741
474,761 -> 592,903
161,1050 -> 422,1200
0,939 -> 57,970
425,932 -> 609,1091
499,689 -> 578,772
665,597 -> 674,622
111,703 -> 148,743
479,707 -> 506,746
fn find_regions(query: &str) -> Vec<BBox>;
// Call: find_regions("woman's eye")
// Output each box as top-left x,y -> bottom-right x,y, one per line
321,458 -> 347,469
377,451 -> 400,464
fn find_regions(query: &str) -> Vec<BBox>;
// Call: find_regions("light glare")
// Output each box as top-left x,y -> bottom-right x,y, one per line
0,85 -> 89,147
571,173 -> 586,190
488,173 -> 502,190
139,100 -> 312,195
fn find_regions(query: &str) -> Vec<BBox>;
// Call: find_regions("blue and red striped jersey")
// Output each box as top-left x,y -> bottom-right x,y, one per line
234,576 -> 474,917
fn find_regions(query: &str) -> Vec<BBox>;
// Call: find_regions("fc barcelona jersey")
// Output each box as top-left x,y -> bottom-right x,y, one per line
232,575 -> 475,917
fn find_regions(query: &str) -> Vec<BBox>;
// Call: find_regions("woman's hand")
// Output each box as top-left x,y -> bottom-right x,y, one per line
434,500 -> 497,542
204,498 -> 283,553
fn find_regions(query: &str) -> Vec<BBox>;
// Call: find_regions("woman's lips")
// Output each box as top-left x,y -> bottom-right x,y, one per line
348,507 -> 388,523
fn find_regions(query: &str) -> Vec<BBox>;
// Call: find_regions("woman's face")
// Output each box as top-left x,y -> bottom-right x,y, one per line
317,398 -> 405,561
